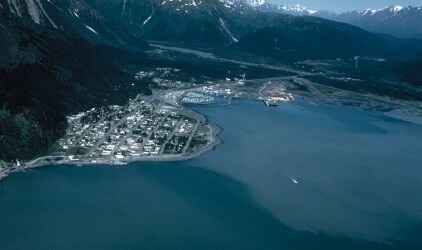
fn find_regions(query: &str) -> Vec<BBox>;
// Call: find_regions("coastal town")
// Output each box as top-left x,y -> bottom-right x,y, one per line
2,62 -> 416,183
0,67 -> 299,182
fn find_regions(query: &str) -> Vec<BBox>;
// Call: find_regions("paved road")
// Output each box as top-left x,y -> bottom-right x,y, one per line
85,91 -> 165,157
286,76 -> 322,96
14,88 -> 216,172
150,44 -> 308,75
158,119 -> 183,155
182,121 -> 200,154
137,114 -> 169,154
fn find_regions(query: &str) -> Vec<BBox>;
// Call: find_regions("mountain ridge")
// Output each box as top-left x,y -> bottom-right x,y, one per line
243,1 -> 422,39
0,0 -> 149,48
0,1 -> 150,160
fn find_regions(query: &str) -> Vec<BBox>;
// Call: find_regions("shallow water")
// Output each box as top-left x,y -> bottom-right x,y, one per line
1,100 -> 421,249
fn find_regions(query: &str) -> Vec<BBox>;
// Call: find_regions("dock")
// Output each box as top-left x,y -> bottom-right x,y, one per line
264,98 -> 278,106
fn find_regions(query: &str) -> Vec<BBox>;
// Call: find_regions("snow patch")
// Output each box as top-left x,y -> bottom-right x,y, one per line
140,0 -> 154,36
36,0 -> 57,28
279,4 -> 317,15
122,0 -> 127,17
356,5 -> 406,17
143,14 -> 152,25
7,0 -> 22,16
391,5 -> 404,16
24,0 -> 57,28
85,25 -> 99,35
219,17 -> 238,43
358,8 -> 376,16
25,0 -> 41,24
392,5 -> 404,12
244,0 -> 266,7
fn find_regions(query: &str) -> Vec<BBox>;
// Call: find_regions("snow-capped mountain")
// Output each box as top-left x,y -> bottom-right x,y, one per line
276,5 -> 317,15
83,0 -> 264,44
243,2 -> 422,39
343,5 -> 410,17
320,5 -> 422,21
242,0 -> 266,7
258,3 -> 317,15
317,5 -> 422,39
325,6 -> 422,39
232,0 -> 318,15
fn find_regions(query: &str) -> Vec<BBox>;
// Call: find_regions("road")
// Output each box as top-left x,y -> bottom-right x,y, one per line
286,76 -> 322,96
182,121 -> 200,154
150,44 -> 308,75
10,88 -> 219,173
158,119 -> 183,155
84,91 -> 164,157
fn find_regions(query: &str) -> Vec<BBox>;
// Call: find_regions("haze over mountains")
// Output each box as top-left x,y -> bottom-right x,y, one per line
249,1 -> 422,39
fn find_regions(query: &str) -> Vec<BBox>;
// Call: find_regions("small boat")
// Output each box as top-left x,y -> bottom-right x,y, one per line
287,174 -> 298,184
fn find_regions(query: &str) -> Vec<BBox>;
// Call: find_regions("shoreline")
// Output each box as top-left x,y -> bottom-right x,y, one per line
3,92 -> 420,181
1,117 -> 223,180
120,124 -> 222,164
383,109 -> 422,125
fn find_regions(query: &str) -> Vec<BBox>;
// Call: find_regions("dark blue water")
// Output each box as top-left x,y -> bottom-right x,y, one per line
1,100 -> 421,249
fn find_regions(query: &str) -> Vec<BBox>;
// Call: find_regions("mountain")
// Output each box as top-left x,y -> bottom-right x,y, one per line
0,0 -> 148,47
82,0 -> 322,44
325,6 -> 422,39
232,0 -> 317,15
85,0 -> 418,46
84,0 -> 254,44
257,3 -> 317,15
231,19 -> 389,61
0,0 -> 150,160
84,0 -> 327,44
242,1 -> 422,39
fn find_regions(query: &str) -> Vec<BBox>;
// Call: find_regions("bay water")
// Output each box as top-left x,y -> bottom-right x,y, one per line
1,100 -> 421,249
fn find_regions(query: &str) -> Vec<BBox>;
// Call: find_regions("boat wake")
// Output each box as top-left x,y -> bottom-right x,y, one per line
286,173 -> 298,184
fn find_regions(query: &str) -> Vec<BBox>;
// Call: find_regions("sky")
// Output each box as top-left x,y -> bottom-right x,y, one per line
268,0 -> 422,12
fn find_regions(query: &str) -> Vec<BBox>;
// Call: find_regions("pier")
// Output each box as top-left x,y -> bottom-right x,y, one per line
218,96 -> 232,107
264,98 -> 278,106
